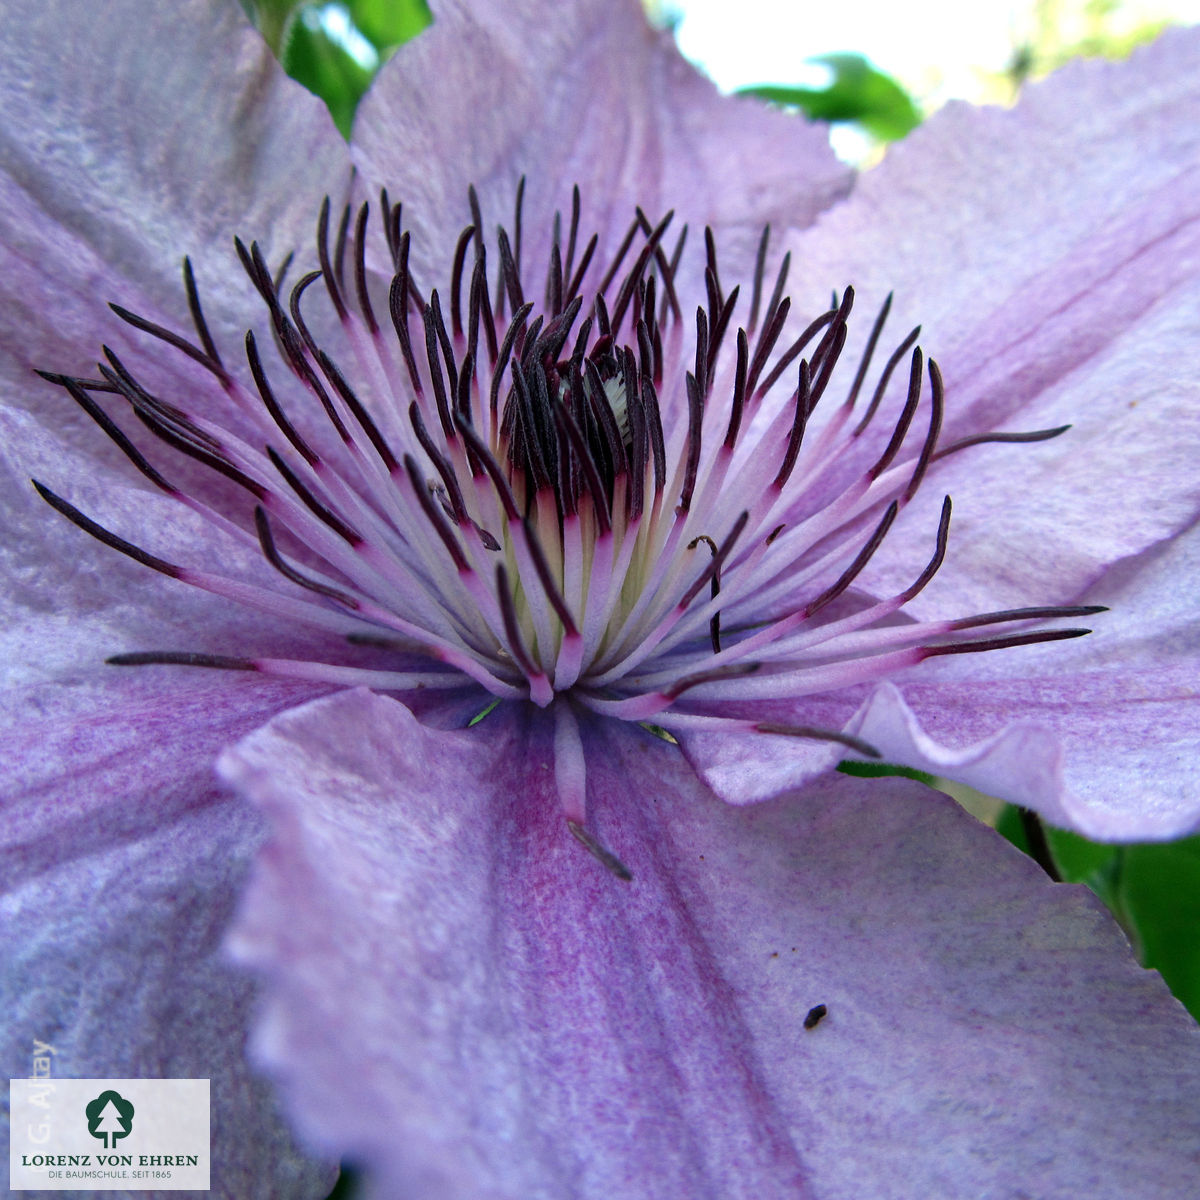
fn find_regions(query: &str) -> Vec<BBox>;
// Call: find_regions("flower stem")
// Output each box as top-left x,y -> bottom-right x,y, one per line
1018,807 -> 1061,882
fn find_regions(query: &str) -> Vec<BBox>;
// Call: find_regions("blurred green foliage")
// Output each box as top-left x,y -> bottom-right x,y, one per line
998,806 -> 1200,1023
740,55 -> 922,143
244,0 -> 432,136
350,0 -> 432,47
1006,0 -> 1168,92
247,1 -> 923,147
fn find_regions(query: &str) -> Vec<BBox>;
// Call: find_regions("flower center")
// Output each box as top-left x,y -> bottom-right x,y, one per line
35,182 -> 1101,872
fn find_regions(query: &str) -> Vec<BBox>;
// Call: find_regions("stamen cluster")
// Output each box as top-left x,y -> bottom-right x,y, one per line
36,183 -> 1099,782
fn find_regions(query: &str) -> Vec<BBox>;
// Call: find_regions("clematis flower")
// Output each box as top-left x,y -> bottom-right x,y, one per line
3,1 -> 1200,1197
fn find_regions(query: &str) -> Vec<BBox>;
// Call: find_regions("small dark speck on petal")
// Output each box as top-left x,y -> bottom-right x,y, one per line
804,1004 -> 828,1030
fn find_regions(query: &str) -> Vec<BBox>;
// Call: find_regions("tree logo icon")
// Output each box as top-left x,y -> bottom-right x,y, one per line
85,1090 -> 135,1149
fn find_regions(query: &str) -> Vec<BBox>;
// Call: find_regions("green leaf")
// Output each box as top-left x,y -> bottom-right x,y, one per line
1113,838 -> 1200,1022
247,2 -> 433,138
1044,823 -> 1122,885
282,17 -> 375,138
838,759 -> 937,786
997,805 -> 1200,1023
348,0 -> 432,51
740,54 -> 921,143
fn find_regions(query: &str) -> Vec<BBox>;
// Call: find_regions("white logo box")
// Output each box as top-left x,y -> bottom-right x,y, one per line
10,1079 -> 209,1192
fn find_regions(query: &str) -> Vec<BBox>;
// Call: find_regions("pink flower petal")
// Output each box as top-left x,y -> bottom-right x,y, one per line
676,692 -> 863,805
848,518 -> 1200,839
352,0 -> 851,279
0,0 -> 349,432
224,689 -> 1200,1198
0,405 -> 362,671
0,674 -> 338,1196
0,3 -> 352,664
681,522 -> 1200,836
785,28 -> 1200,615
